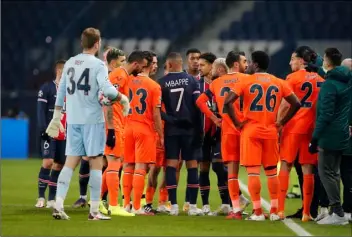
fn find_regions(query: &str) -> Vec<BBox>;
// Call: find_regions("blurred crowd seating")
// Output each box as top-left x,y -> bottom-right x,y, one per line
220,1 -> 352,40
2,1 -> 228,91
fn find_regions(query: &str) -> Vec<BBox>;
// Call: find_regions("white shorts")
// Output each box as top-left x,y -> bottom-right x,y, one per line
66,123 -> 105,157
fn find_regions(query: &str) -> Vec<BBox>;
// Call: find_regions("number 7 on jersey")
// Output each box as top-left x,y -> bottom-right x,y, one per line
171,88 -> 184,112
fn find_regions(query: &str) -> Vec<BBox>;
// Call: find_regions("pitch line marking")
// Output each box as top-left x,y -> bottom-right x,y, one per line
239,180 -> 313,236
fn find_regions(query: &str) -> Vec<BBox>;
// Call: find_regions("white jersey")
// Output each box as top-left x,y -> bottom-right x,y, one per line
55,53 -> 117,124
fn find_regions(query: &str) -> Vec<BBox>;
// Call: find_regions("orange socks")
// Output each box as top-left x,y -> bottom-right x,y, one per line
106,160 -> 121,206
123,167 -> 134,207
265,168 -> 279,214
228,174 -> 240,212
159,187 -> 168,204
146,186 -> 156,204
101,169 -> 108,198
278,169 -> 289,212
303,174 -> 314,215
248,175 -> 262,215
247,166 -> 262,215
132,169 -> 147,210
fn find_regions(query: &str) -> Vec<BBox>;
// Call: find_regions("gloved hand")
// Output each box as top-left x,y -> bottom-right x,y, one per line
308,138 -> 319,154
40,130 -> 50,142
106,129 -> 116,148
46,109 -> 64,138
174,118 -> 193,129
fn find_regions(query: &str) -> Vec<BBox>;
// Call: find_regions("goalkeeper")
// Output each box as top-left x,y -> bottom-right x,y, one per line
46,27 -> 130,221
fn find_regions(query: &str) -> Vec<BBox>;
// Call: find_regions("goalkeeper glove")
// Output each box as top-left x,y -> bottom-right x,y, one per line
106,129 -> 116,148
308,138 -> 318,154
46,109 -> 64,138
40,130 -> 50,142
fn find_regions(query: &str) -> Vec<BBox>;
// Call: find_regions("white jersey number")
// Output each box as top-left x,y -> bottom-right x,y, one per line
170,88 -> 184,112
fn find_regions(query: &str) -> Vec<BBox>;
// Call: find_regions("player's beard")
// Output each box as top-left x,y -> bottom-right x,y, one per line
95,51 -> 99,58
131,69 -> 139,76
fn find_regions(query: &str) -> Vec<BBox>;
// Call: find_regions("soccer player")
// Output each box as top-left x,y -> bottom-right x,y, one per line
158,52 -> 203,216
122,51 -> 162,215
196,52 -> 231,215
101,47 -> 127,204
144,53 -> 169,213
181,48 -> 201,211
73,47 -> 127,208
36,60 -> 67,208
197,51 -> 250,219
278,46 -> 324,221
185,48 -> 201,79
224,51 -> 301,221
46,27 -> 130,220
100,50 -> 147,216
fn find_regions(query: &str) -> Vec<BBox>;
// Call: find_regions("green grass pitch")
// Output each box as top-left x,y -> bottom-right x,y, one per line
1,159 -> 350,236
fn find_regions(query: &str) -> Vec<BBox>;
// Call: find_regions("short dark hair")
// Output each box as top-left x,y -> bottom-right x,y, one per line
225,51 -> 245,68
294,46 -> 319,72
142,51 -> 154,67
186,48 -> 201,56
251,51 -> 270,70
199,52 -> 217,64
81,27 -> 101,49
106,48 -> 125,64
325,48 -> 342,67
55,59 -> 66,67
167,52 -> 182,60
127,50 -> 145,64
150,51 -> 157,57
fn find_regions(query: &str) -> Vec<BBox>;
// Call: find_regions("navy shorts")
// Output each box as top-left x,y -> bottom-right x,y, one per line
200,132 -> 221,162
165,135 -> 197,161
41,139 -> 66,165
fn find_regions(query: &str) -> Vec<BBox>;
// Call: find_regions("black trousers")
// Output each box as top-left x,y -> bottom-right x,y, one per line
341,155 -> 352,213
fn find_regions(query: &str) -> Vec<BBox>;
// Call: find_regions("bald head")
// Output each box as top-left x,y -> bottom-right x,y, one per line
166,52 -> 183,72
342,58 -> 352,70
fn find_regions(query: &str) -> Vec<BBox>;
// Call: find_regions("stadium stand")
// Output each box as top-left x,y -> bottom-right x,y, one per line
220,1 -> 352,40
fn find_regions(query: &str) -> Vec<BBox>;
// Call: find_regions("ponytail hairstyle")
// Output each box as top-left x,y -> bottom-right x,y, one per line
294,46 -> 319,72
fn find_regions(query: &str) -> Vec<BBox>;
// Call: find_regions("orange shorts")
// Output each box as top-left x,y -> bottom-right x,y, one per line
104,129 -> 124,158
280,132 -> 317,165
124,125 -> 156,164
221,133 -> 240,163
240,136 -> 279,168
156,148 -> 165,168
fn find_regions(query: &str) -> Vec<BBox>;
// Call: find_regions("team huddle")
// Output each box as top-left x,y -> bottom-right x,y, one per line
35,27 -> 351,224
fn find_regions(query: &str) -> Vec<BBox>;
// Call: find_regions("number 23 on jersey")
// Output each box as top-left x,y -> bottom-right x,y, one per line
129,88 -> 148,114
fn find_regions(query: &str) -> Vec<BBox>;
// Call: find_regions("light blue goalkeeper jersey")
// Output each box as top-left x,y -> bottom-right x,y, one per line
55,53 -> 118,124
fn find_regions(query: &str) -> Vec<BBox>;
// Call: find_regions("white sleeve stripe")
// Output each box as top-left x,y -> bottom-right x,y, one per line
193,90 -> 200,94
37,98 -> 48,103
